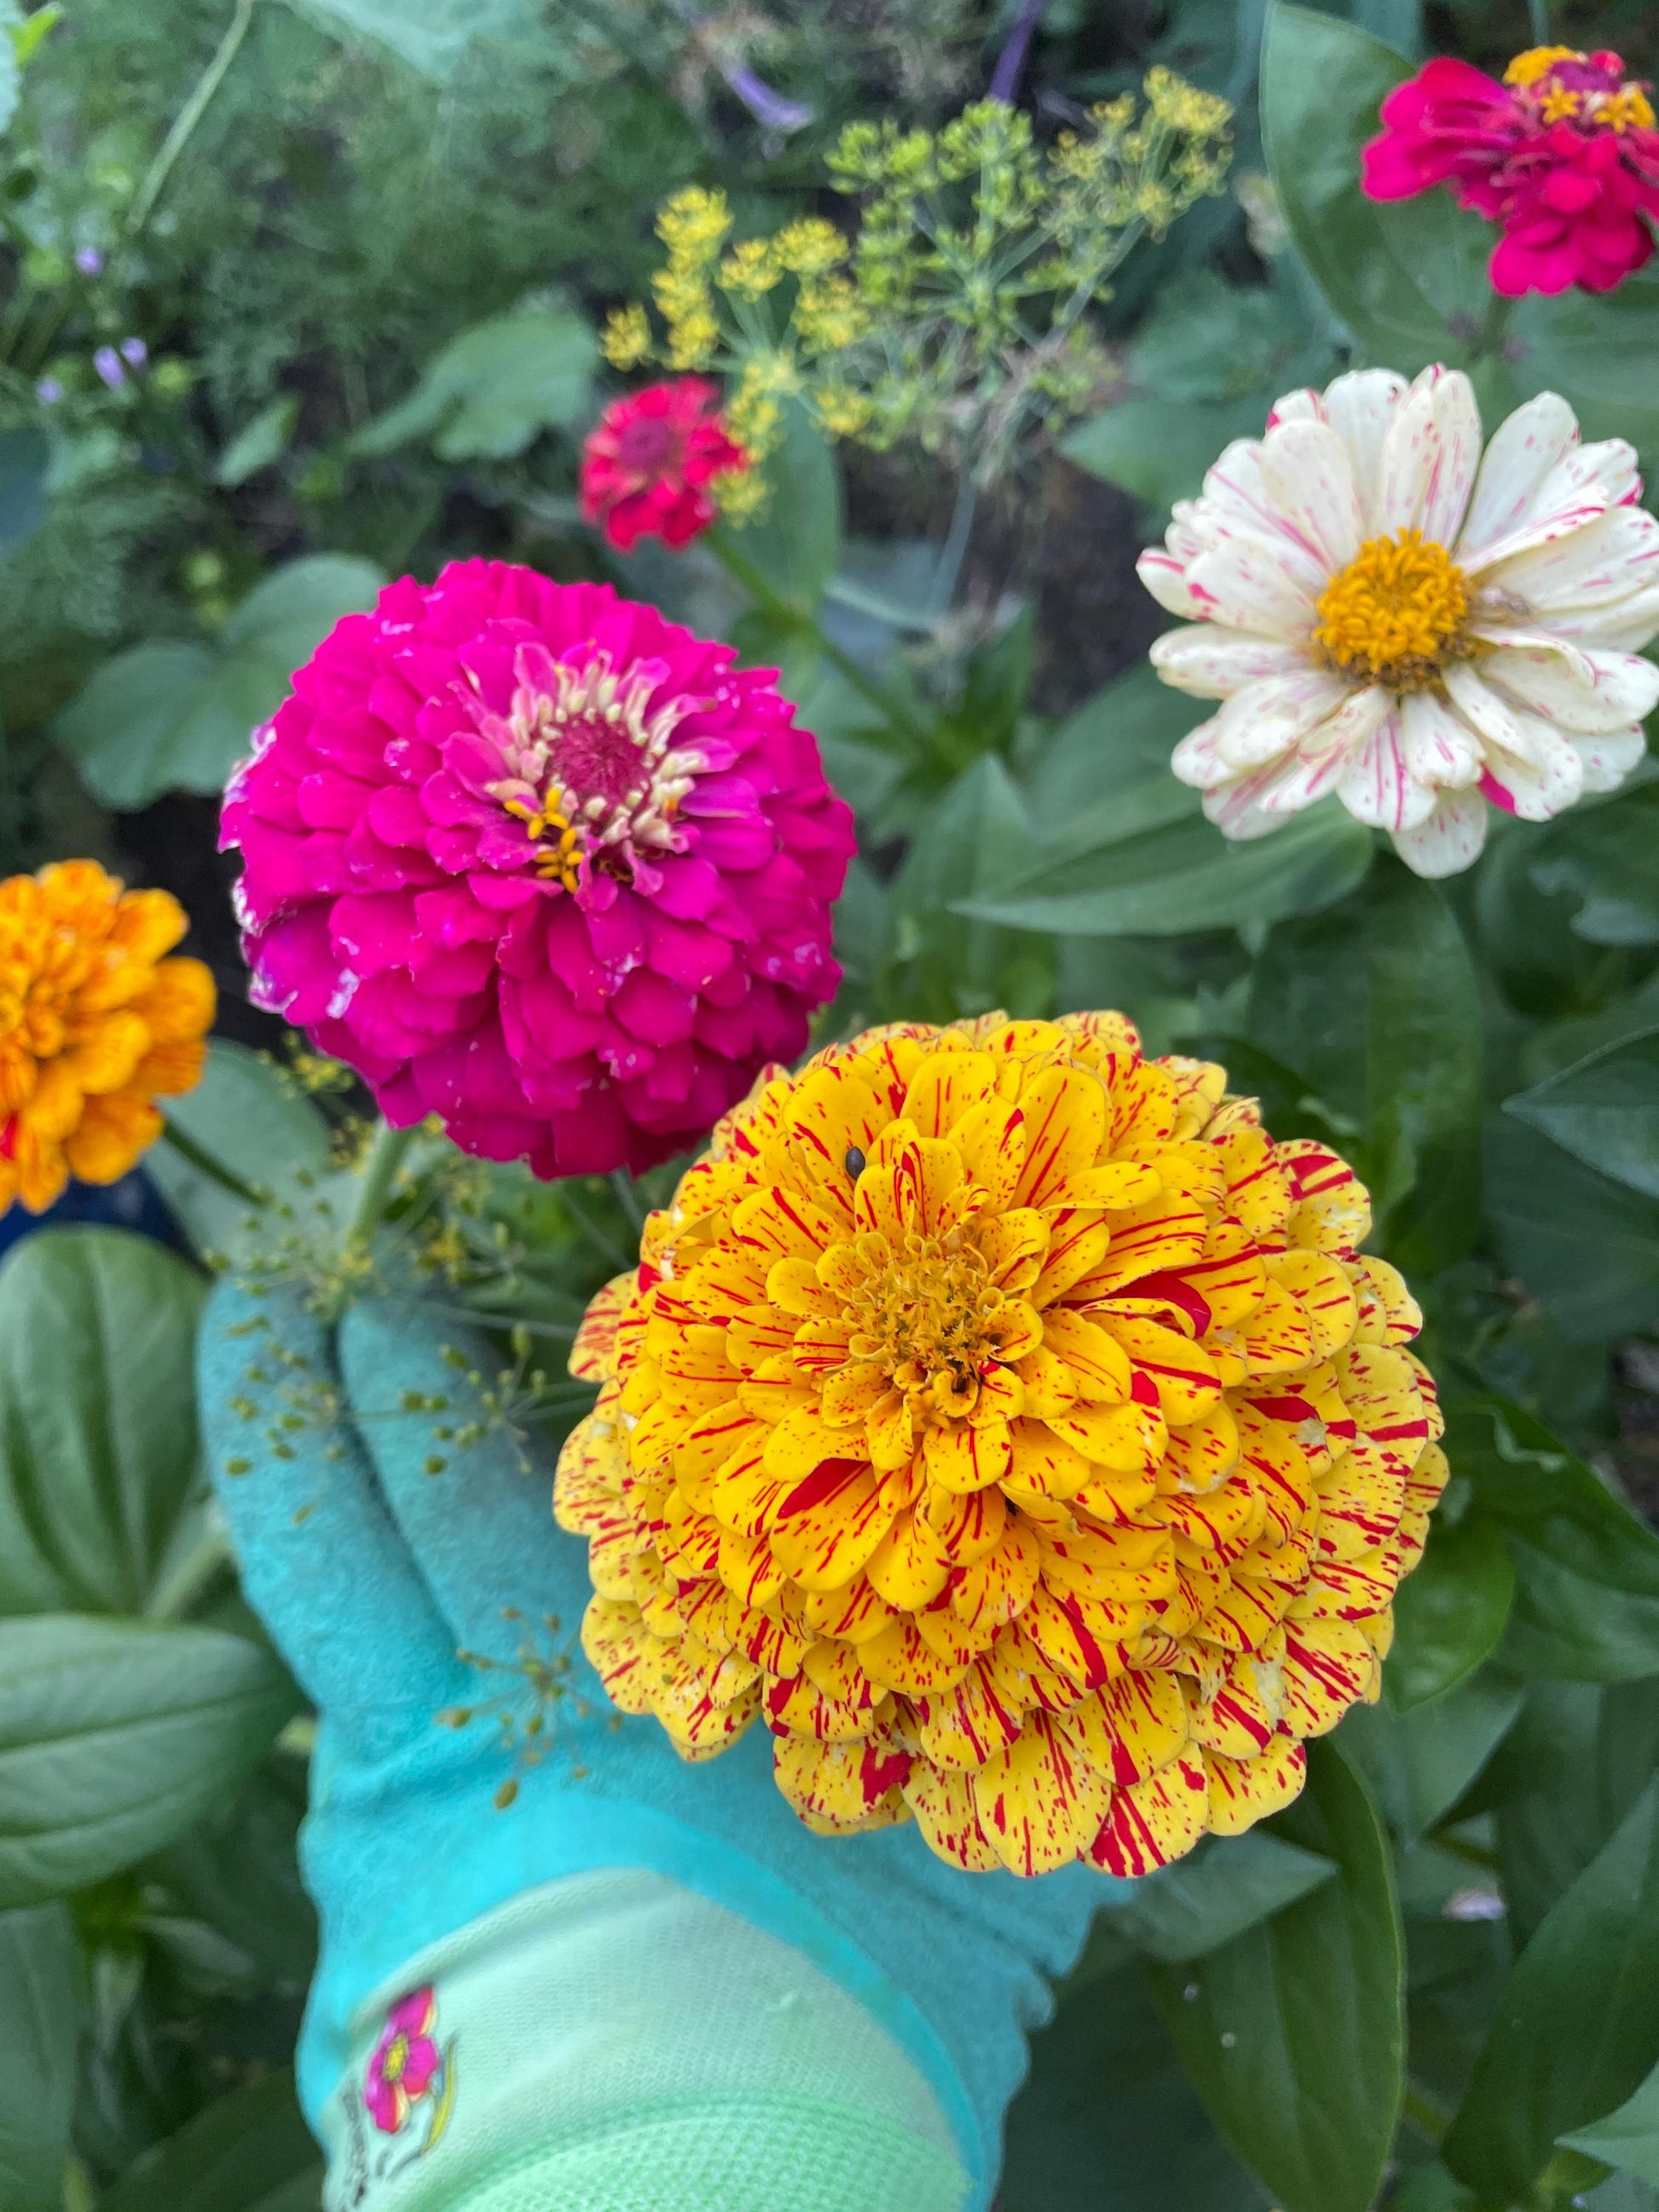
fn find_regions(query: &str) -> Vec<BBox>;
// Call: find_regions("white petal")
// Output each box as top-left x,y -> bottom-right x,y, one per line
1259,419 -> 1365,573
1197,442 -> 1331,593
1537,580 -> 1659,652
1183,529 -> 1321,642
1483,643 -> 1659,735
1392,787 -> 1488,878
1482,505 -> 1659,617
1572,726 -> 1646,794
1480,710 -> 1585,822
1266,387 -> 1326,430
1211,668 -> 1356,770
1338,709 -> 1437,831
1465,626 -> 1599,691
1457,392 -> 1580,561
1375,367 -> 1481,546
1171,714 -> 1231,788
1148,627 -> 1307,699
1321,370 -> 1409,532
1462,439 -> 1639,576
1203,753 -> 1328,837
1138,549 -> 1205,620
1400,690 -> 1482,788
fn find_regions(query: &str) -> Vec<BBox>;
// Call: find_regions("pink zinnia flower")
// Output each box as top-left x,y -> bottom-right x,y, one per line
579,378 -> 749,552
221,561 -> 854,1178
1362,45 -> 1659,296
365,1987 -> 441,2134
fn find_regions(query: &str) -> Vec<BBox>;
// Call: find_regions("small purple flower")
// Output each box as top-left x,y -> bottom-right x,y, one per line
93,347 -> 126,390
35,378 -> 63,405
75,246 -> 104,276
119,336 -> 147,369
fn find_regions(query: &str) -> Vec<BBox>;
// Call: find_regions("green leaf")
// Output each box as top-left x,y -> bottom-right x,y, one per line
1003,1960 -> 1269,2212
288,0 -> 541,78
1246,858 -> 1483,1271
1339,1668 -> 1523,1843
1443,1776 -> 1659,2205
146,1042 -> 335,1267
351,301 -> 595,460
1531,784 -> 1659,949
889,755 -> 1053,1021
0,428 -> 49,557
1094,1829 -> 1337,1966
1564,2059 -> 1659,2188
1385,1515 -> 1515,1710
1517,269 -> 1659,476
1147,1741 -> 1403,2212
215,396 -> 299,488
1506,1026 -> 1659,1202
959,799 -> 1373,939
1260,5 -> 1486,368
1447,1397 -> 1659,1682
100,2071 -> 322,2212
1063,394 -> 1268,511
0,1903 -> 82,2210
725,401 -> 843,614
0,1614 -> 296,1909
0,1229 -> 207,1619
55,555 -> 384,808
1486,1113 -> 1659,1345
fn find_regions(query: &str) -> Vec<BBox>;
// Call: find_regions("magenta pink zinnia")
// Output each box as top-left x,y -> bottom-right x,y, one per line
222,561 -> 855,1177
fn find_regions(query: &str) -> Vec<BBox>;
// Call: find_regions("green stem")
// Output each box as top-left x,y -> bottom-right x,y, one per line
126,0 -> 259,239
706,525 -> 928,744
1526,0 -> 1548,45
1471,288 -> 1516,367
930,476 -> 980,615
157,1115 -> 269,1208
1402,2084 -> 1452,2146
343,1118 -> 416,1251
610,1167 -> 646,1233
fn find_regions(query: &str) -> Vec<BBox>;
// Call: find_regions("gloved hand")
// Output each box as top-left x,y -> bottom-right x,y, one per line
199,1279 -> 1124,2210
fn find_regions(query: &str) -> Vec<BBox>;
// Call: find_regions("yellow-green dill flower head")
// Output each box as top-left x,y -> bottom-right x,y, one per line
774,217 -> 849,279
656,186 -> 731,265
601,303 -> 652,373
719,238 -> 782,300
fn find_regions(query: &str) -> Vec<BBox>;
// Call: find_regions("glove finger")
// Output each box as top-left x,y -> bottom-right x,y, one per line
339,1298 -> 592,1665
199,1281 -> 465,1754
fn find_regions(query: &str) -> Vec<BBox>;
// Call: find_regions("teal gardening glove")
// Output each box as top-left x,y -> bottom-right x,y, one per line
199,1282 -> 1123,2212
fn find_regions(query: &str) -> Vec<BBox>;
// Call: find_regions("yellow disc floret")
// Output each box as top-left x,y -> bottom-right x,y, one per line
556,1014 -> 1446,1878
1314,528 -> 1471,690
0,860 -> 215,1216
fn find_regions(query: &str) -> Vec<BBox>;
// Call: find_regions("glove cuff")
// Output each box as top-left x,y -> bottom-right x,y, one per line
315,1867 -> 970,2212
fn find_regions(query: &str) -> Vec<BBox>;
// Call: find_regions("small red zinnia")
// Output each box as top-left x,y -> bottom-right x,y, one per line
1362,45 -> 1659,297
580,378 -> 750,553
221,561 -> 854,1180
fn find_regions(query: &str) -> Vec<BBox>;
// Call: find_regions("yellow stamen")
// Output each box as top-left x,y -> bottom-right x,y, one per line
1604,84 -> 1656,130
1540,83 -> 1582,122
1504,43 -> 1582,88
1313,529 -> 1470,691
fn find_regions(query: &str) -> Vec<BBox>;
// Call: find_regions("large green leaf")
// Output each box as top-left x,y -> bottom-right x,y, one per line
1385,1515 -> 1515,1711
289,0 -> 542,79
1505,1027 -> 1659,1202
350,299 -> 595,461
1487,1113 -> 1659,1344
725,401 -> 844,615
1517,268 -> 1659,474
100,2071 -> 322,2212
0,1229 -> 207,1619
55,556 -> 384,808
1003,1960 -> 1269,2212
0,1903 -> 82,2211
888,754 -> 1053,1021
0,1615 -> 297,1908
1564,2060 -> 1659,2189
1530,783 -> 1659,949
1338,1668 -> 1523,1843
1448,1397 -> 1659,1682
1147,1741 -> 1403,2212
1082,1829 -> 1335,1969
146,1041 -> 337,1268
0,428 -> 49,558
1259,5 -> 1486,368
959,799 -> 1373,939
1444,1777 -> 1659,2205
1246,858 -> 1483,1272
1024,660 -> 1208,844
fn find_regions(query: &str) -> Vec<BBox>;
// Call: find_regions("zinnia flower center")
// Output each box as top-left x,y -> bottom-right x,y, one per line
1503,45 -> 1656,132
841,1229 -> 1024,1415
1313,528 -> 1471,690
484,648 -> 707,891
613,416 -> 680,475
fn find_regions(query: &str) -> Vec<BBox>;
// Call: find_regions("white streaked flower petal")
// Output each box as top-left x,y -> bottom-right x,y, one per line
1259,419 -> 1365,573
1211,668 -> 1356,770
1375,367 -> 1479,546
1201,753 -> 1333,838
1533,580 -> 1659,652
1266,387 -> 1327,429
1183,529 -> 1321,641
1138,550 -> 1205,619
1481,505 -> 1659,617
1463,443 -> 1640,577
1483,643 -> 1659,735
1198,442 -> 1331,592
1400,690 -> 1482,788
1456,392 -> 1580,560
1321,370 -> 1409,531
1463,626 -> 1600,691
1171,714 -> 1230,788
1480,710 -> 1585,822
1391,787 -> 1488,878
1148,627 -> 1309,699
1338,711 -> 1437,831
1572,726 -> 1646,795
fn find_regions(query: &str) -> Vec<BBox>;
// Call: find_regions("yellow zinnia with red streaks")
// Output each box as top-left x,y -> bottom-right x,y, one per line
0,861 -> 215,1218
555,1013 -> 1445,1878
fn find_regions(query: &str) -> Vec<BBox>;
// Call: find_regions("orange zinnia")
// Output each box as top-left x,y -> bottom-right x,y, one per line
0,861 -> 215,1217
556,1014 -> 1446,1877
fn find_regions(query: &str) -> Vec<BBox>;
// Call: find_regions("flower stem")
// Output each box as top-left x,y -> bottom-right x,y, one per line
157,1114 -> 269,1208
705,525 -> 927,745
127,0 -> 260,239
343,1118 -> 416,1253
